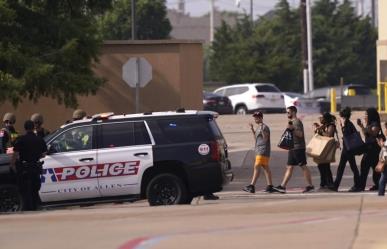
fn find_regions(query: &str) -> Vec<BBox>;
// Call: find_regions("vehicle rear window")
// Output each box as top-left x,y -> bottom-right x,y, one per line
256,85 -> 280,92
147,117 -> 214,144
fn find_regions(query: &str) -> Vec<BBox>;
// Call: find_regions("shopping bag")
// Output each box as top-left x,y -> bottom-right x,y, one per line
306,134 -> 336,158
312,141 -> 338,164
343,131 -> 365,155
277,129 -> 294,150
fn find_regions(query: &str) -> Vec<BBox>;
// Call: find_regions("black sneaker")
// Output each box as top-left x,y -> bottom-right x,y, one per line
348,186 -> 362,192
203,193 -> 219,200
243,185 -> 255,193
368,185 -> 378,191
264,185 -> 275,193
303,185 -> 315,193
273,185 -> 286,193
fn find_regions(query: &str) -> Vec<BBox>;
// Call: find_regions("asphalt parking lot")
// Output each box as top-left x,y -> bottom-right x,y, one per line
1,113 -> 386,249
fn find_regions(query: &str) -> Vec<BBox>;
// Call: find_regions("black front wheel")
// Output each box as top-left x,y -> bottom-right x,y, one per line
146,174 -> 188,206
0,184 -> 23,213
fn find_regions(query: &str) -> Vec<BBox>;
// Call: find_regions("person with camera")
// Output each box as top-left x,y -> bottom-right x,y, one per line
274,106 -> 314,193
11,120 -> 47,211
313,112 -> 336,190
357,107 -> 384,191
331,107 -> 361,192
243,111 -> 274,193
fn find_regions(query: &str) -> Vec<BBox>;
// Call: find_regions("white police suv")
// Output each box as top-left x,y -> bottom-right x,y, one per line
0,110 -> 233,211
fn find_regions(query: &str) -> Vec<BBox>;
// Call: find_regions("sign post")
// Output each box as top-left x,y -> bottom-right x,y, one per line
122,57 -> 152,113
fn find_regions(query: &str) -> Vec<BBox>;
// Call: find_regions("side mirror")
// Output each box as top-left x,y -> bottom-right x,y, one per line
47,144 -> 57,155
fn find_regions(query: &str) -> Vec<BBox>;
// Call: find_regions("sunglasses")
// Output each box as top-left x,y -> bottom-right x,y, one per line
4,120 -> 14,124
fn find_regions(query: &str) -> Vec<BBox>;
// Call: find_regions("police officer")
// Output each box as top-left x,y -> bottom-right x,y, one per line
12,120 -> 47,211
0,113 -> 18,153
72,109 -> 87,121
30,113 -> 50,138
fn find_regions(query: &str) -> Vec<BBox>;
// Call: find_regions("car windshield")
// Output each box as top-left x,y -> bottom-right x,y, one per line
44,128 -> 62,143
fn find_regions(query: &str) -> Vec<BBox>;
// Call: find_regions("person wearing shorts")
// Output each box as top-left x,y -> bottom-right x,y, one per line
243,111 -> 274,193
274,106 -> 314,193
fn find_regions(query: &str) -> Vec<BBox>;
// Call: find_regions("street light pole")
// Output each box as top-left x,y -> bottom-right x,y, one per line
300,0 -> 308,94
210,0 -> 214,42
306,0 -> 314,91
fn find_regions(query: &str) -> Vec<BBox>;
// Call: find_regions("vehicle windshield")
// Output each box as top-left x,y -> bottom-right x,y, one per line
44,128 -> 62,143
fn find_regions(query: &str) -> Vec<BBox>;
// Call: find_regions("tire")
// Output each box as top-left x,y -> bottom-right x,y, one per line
235,106 -> 247,115
0,184 -> 23,212
146,173 -> 188,206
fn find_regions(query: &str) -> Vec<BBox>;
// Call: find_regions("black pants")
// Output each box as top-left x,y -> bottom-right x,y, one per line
334,150 -> 360,189
318,163 -> 333,187
360,143 -> 381,190
17,169 -> 41,211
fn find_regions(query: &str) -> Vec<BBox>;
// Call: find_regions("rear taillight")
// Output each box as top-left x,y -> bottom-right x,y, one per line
253,94 -> 265,98
210,141 -> 221,161
203,99 -> 216,104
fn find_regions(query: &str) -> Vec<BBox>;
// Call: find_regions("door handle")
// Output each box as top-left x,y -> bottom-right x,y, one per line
79,158 -> 94,162
134,152 -> 148,157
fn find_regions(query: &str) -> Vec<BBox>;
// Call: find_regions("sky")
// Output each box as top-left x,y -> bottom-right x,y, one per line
165,0 -> 373,18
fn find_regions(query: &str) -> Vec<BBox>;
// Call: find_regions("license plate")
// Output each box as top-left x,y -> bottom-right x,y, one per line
219,101 -> 224,105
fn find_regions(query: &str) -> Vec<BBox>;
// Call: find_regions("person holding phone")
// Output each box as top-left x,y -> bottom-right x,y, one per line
313,113 -> 336,190
331,107 -> 361,192
357,108 -> 384,191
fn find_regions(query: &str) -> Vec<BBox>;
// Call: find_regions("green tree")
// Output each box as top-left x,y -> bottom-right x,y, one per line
98,0 -> 171,40
0,0 -> 112,107
209,0 -> 377,92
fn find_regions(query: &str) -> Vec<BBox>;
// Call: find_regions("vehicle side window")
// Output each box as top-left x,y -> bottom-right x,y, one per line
224,88 -> 235,96
133,122 -> 151,145
99,122 -> 134,148
236,87 -> 249,94
50,126 -> 93,153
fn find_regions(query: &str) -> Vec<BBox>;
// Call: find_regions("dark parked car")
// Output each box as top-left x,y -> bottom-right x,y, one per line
203,91 -> 233,114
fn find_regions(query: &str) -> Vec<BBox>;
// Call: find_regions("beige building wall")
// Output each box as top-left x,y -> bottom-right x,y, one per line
377,1 -> 387,83
0,40 -> 203,131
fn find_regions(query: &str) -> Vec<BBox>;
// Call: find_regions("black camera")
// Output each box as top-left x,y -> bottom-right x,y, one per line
288,121 -> 293,125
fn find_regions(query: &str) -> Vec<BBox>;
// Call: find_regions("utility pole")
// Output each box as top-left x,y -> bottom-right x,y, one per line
250,0 -> 253,24
300,0 -> 308,94
131,0 -> 136,40
210,0 -> 215,42
306,0 -> 314,91
371,0 -> 376,27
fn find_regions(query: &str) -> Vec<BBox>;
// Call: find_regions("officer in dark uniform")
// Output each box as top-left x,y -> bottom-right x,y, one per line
0,113 -> 18,154
31,113 -> 50,138
12,120 -> 47,211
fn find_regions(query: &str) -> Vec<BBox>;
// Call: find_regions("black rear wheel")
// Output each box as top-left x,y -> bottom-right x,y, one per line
146,174 -> 188,206
0,184 -> 22,212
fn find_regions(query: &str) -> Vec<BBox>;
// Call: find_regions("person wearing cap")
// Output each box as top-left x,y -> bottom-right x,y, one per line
31,113 -> 50,138
243,111 -> 274,193
0,112 -> 18,153
12,120 -> 47,211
